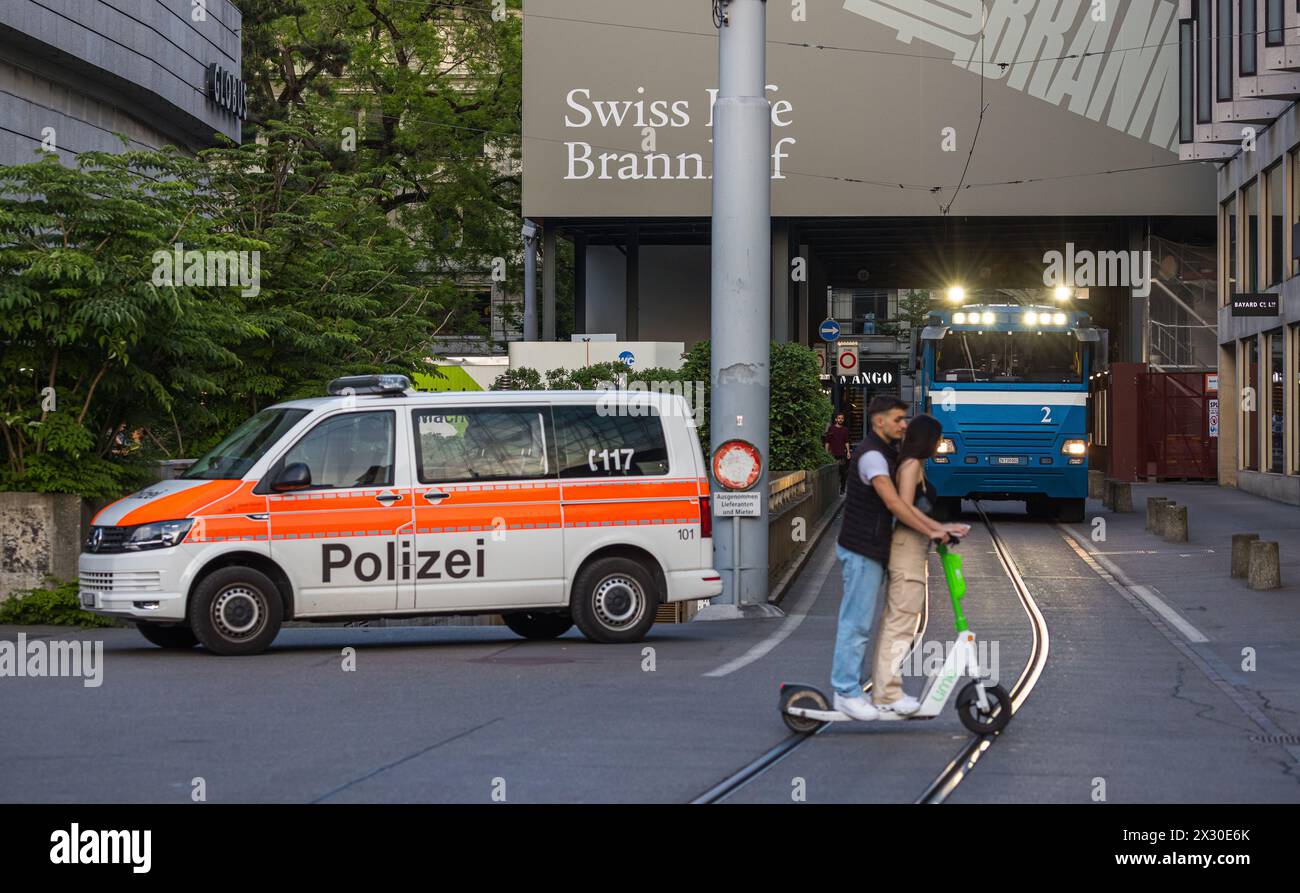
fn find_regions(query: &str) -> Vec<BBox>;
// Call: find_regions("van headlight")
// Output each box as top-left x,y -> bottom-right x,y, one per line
1061,439 -> 1088,456
123,519 -> 195,551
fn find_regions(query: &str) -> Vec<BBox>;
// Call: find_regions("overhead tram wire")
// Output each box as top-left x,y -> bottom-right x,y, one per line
370,0 -> 1300,72
941,0 -> 989,216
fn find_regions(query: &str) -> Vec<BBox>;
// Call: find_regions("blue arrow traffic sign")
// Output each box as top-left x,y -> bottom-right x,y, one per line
819,319 -> 841,342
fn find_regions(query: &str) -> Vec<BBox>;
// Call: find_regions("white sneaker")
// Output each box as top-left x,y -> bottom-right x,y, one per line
832,693 -> 879,721
876,694 -> 921,717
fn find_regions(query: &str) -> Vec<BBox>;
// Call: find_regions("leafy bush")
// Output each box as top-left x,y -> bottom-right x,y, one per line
0,580 -> 119,628
499,341 -> 831,472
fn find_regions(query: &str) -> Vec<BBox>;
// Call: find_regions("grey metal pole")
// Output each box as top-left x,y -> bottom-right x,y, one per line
710,0 -> 770,609
522,219 -> 538,341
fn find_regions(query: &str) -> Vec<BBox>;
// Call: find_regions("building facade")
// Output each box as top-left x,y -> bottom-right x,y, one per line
0,0 -> 243,166
1180,0 -> 1300,503
523,0 -> 1218,434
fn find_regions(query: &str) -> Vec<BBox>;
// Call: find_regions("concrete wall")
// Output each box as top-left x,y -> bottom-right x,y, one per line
767,464 -> 839,593
586,244 -> 711,345
508,340 -> 686,374
0,492 -> 82,600
0,0 -> 242,164
1236,470 -> 1300,506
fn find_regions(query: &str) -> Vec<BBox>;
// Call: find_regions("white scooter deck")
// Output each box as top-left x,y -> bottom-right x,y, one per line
785,631 -> 990,723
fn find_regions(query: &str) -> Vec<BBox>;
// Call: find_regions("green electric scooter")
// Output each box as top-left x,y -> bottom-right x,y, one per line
779,538 -> 1012,734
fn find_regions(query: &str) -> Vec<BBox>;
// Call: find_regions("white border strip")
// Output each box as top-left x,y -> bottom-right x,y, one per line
1058,524 -> 1209,643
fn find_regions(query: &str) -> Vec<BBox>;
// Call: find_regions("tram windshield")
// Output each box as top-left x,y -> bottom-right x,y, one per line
935,331 -> 1083,384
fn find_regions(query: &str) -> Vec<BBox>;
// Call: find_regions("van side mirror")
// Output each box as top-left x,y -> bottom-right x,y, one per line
272,462 -> 312,492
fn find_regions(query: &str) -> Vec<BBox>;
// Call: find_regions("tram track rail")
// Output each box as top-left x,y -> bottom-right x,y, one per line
691,500 -> 1050,805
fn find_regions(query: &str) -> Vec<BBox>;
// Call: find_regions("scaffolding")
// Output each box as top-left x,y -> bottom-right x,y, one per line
1147,235 -> 1218,371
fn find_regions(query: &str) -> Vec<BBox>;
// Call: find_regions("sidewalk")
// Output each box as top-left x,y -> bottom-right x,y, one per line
1064,481 -> 1300,741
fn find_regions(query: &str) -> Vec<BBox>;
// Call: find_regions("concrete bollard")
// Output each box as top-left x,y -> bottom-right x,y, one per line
1231,533 -> 1260,578
1088,469 -> 1105,500
1145,497 -> 1169,531
1161,504 -> 1188,543
1108,480 -> 1133,513
1248,541 -> 1282,590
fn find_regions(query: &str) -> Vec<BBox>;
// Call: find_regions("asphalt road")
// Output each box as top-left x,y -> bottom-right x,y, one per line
2,490 -> 1298,803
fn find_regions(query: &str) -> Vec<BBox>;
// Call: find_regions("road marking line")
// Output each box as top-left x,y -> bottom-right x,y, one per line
1058,525 -> 1209,643
702,538 -> 838,678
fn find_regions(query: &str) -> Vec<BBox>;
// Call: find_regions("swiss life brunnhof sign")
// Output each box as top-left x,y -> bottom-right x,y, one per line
1230,293 -> 1280,317
206,62 -> 247,120
522,0 -> 1214,217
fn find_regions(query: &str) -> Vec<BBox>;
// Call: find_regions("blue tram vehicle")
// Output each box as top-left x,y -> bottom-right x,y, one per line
918,304 -> 1107,522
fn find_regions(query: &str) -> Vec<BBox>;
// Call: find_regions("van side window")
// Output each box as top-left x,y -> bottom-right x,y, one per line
278,411 -> 395,489
413,407 -> 551,483
553,405 -> 669,478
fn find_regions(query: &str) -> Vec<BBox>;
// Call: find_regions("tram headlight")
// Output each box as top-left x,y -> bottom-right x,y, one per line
946,286 -> 966,304
1062,439 -> 1088,456
1053,286 -> 1071,301
1052,312 -> 1068,325
935,438 -> 957,455
953,312 -> 967,324
1023,311 -> 1038,326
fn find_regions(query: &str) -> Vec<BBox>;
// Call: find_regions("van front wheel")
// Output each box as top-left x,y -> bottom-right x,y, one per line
188,566 -> 283,656
570,558 -> 658,644
502,612 -> 574,640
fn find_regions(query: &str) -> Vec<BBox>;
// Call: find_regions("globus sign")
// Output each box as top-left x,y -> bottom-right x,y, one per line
712,439 -> 762,491
206,62 -> 247,120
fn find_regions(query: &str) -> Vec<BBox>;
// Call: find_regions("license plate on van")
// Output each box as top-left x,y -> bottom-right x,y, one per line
994,456 -> 1022,465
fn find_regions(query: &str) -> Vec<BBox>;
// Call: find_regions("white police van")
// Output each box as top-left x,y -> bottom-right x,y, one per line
78,376 -> 722,654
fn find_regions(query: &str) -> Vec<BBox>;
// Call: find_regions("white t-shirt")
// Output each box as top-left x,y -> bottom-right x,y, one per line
857,450 -> 890,486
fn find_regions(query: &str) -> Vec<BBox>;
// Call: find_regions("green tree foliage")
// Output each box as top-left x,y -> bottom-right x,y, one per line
1,1 -> 527,497
500,342 -> 832,473
0,150 -> 252,497
238,0 -> 524,347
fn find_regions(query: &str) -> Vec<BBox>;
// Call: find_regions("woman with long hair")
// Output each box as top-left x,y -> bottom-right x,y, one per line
869,413 -> 969,715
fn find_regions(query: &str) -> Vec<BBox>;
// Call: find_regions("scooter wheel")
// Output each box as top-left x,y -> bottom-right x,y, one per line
780,686 -> 829,734
956,682 -> 1012,734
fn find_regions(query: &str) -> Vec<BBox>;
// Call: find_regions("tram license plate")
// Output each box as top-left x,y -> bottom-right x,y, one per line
994,456 -> 1022,465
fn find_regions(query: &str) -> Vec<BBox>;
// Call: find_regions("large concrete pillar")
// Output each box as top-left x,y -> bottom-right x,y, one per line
542,223 -> 557,341
771,219 -> 790,343
522,219 -> 538,341
626,224 -> 640,341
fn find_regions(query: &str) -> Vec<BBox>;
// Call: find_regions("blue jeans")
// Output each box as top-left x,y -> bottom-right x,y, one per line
831,544 -> 885,699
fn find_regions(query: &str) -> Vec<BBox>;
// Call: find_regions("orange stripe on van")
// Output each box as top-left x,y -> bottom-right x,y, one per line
560,478 -> 697,502
115,480 -> 249,527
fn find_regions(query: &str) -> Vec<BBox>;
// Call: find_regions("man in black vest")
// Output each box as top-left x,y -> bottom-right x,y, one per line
831,395 -> 965,720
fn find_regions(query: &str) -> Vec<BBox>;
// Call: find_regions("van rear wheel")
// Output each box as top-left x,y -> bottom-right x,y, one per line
188,566 -> 283,656
570,557 -> 658,644
502,611 -> 574,640
136,621 -> 199,650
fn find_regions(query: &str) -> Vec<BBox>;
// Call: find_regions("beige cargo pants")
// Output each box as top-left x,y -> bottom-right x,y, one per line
871,525 -> 928,705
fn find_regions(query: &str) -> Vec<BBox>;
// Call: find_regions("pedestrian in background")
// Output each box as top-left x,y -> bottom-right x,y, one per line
823,411 -> 852,495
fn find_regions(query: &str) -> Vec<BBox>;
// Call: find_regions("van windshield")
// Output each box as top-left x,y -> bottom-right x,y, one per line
183,408 -> 310,480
